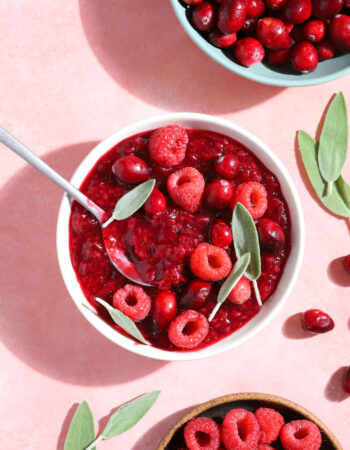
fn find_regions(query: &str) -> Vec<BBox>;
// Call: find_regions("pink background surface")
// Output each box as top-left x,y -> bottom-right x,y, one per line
0,1 -> 349,449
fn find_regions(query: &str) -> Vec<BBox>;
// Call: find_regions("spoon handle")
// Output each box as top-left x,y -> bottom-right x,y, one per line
0,126 -> 106,223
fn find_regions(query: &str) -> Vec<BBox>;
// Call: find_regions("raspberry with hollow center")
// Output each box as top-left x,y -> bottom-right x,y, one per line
148,125 -> 189,167
280,420 -> 322,450
190,243 -> 232,281
184,417 -> 221,450
167,167 -> 205,213
228,275 -> 251,304
255,407 -> 284,444
231,181 -> 268,219
112,284 -> 151,322
168,310 -> 209,348
222,408 -> 260,450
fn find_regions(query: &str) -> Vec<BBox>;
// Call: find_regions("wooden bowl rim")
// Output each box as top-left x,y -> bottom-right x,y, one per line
157,392 -> 342,449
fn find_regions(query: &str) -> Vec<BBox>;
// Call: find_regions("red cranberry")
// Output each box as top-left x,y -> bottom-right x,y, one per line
312,0 -> 344,19
205,179 -> 234,209
247,0 -> 265,18
151,291 -> 177,332
210,219 -> 233,248
180,279 -> 211,309
209,29 -> 237,48
291,41 -> 318,72
256,218 -> 285,252
215,154 -> 240,179
283,0 -> 312,24
328,15 -> 350,52
267,47 -> 291,65
303,20 -> 325,42
256,17 -> 291,49
291,24 -> 306,42
144,188 -> 166,215
183,0 -> 203,4
112,155 -> 150,184
265,0 -> 287,12
217,0 -> 248,34
234,37 -> 265,66
342,367 -> 350,394
316,40 -> 335,59
302,309 -> 335,333
343,255 -> 350,274
192,2 -> 215,31
241,17 -> 258,35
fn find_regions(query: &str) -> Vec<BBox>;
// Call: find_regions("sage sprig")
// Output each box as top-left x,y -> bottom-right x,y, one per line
95,297 -> 150,345
102,179 -> 156,227
64,401 -> 96,450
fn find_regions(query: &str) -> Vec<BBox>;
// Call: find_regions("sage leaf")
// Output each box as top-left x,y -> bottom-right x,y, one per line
298,130 -> 350,217
64,401 -> 96,450
209,253 -> 251,322
102,391 -> 161,439
103,179 -> 156,227
95,298 -> 150,345
318,92 -> 348,196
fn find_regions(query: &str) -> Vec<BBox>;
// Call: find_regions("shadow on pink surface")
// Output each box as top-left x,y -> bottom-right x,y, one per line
325,367 -> 349,403
0,142 -> 166,386
57,402 -> 79,450
79,0 -> 283,114
328,257 -> 350,287
282,313 -> 314,340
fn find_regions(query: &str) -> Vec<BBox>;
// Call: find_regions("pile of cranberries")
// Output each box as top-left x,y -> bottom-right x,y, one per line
180,0 -> 350,73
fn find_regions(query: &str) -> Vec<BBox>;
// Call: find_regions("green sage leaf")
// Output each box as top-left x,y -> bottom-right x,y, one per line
298,130 -> 350,217
64,401 -> 96,450
318,92 -> 348,195
95,298 -> 150,345
102,391 -> 161,439
209,253 -> 251,322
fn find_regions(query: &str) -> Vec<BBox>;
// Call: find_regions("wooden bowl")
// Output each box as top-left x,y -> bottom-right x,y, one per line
158,392 -> 342,449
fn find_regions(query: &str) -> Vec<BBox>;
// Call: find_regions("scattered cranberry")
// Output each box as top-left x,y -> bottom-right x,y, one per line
312,0 -> 344,20
209,28 -> 237,47
342,366 -> 350,394
217,0 -> 248,34
328,14 -> 350,52
112,155 -> 150,184
256,218 -> 285,253
144,188 -> 166,215
205,178 -> 234,209
210,219 -> 233,248
151,291 -> 177,332
192,1 -> 215,31
247,0 -> 265,18
291,41 -> 318,72
180,279 -> 212,309
264,0 -> 287,12
267,47 -> 291,65
256,17 -> 291,49
303,20 -> 325,42
343,254 -> 350,274
316,40 -> 335,60
283,0 -> 312,25
215,154 -> 241,179
234,37 -> 265,66
301,309 -> 335,333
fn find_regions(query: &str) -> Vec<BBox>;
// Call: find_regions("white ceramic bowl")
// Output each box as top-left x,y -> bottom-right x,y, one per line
57,113 -> 304,361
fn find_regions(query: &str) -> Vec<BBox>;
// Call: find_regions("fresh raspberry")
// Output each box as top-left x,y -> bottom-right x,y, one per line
112,284 -> 151,322
228,276 -> 251,304
280,420 -> 322,450
231,182 -> 268,219
222,408 -> 260,450
148,125 -> 189,167
258,445 -> 274,449
190,243 -> 232,281
184,417 -> 221,449
168,310 -> 209,348
167,167 -> 205,213
255,408 -> 284,444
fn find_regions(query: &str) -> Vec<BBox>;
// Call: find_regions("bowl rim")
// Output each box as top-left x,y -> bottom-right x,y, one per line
170,0 -> 350,87
56,112 -> 305,362
157,392 -> 342,449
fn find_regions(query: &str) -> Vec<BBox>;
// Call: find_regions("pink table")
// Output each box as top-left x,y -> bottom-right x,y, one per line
0,1 -> 349,449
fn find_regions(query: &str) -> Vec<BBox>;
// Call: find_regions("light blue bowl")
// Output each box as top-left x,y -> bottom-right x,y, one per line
170,0 -> 350,87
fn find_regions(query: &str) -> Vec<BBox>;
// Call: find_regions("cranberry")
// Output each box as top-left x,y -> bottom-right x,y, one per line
343,255 -> 350,274
215,154 -> 241,179
312,0 -> 344,20
205,179 -> 234,209
291,24 -> 306,42
265,0 -> 287,12
112,155 -> 150,184
180,279 -> 211,309
291,41 -> 318,73
151,291 -> 177,332
241,17 -> 258,35
234,37 -> 265,66
71,210 -> 98,235
183,0 -> 203,4
256,17 -> 291,50
316,40 -> 335,60
303,20 -> 325,42
267,47 -> 291,65
328,15 -> 350,52
217,0 -> 248,34
342,367 -> 350,394
210,219 -> 233,248
144,188 -> 166,215
256,218 -> 285,252
192,2 -> 215,31
302,309 -> 335,333
283,0 -> 312,24
247,0 -> 265,18
209,29 -> 237,48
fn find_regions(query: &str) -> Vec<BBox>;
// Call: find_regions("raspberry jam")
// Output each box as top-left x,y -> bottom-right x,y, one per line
69,129 -> 291,351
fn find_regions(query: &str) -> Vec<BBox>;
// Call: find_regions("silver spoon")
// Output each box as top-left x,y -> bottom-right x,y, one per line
0,125 -> 151,286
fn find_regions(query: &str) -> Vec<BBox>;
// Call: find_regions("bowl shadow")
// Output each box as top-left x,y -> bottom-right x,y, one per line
0,142 -> 166,386
78,0 -> 283,114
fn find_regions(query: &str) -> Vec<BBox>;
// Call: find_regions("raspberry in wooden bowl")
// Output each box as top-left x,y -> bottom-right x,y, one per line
57,113 -> 304,361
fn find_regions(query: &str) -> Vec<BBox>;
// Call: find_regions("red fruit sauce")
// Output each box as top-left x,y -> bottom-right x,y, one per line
69,129 -> 291,351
